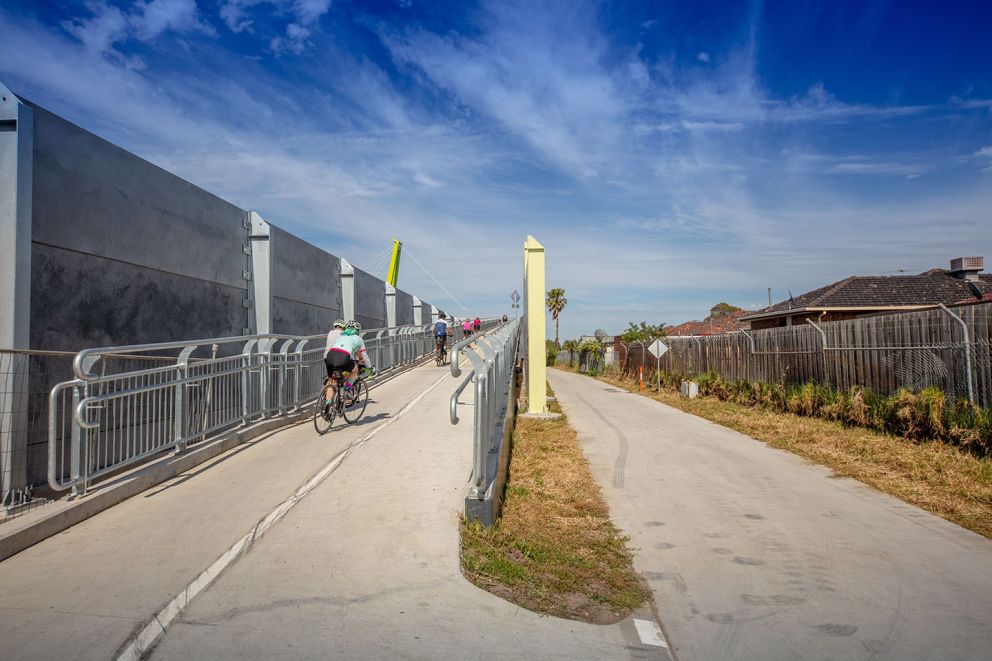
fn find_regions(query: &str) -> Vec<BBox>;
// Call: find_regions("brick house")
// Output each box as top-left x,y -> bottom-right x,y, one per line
742,257 -> 992,330
667,310 -> 749,336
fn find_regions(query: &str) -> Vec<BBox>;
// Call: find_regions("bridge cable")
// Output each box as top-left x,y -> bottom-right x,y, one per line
403,247 -> 471,316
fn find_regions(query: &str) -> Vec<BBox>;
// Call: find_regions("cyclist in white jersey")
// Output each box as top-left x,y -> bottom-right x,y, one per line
327,320 -> 372,392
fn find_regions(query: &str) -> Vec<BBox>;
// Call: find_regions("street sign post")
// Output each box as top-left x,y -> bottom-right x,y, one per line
647,339 -> 668,391
511,290 -> 520,318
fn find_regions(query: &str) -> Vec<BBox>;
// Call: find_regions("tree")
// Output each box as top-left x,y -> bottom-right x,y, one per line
545,288 -> 567,348
706,302 -> 743,321
561,339 -> 580,353
619,321 -> 666,343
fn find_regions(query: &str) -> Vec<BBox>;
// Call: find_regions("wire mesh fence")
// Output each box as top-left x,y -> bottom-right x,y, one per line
617,301 -> 992,409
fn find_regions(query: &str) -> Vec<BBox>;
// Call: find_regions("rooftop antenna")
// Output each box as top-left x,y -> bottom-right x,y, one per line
767,287 -> 772,307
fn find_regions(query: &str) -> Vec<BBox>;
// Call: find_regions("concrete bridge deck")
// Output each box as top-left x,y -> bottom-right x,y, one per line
0,363 -> 662,661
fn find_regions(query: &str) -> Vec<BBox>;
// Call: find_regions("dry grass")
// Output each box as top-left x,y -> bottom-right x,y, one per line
593,371 -> 992,538
460,388 -> 650,623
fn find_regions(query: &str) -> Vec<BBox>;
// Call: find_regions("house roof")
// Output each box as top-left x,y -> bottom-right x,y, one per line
667,311 -> 748,336
741,271 -> 992,321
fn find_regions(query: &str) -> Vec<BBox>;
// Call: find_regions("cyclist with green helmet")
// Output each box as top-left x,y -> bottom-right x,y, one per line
327,320 -> 372,392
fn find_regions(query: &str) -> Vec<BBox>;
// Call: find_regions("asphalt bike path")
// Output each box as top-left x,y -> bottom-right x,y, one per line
548,368 -> 992,661
147,360 -> 666,660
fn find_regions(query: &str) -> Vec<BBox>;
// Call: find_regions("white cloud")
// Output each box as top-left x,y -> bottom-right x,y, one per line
61,0 -> 212,56
220,0 -> 331,49
61,2 -> 129,56
697,51 -> 710,63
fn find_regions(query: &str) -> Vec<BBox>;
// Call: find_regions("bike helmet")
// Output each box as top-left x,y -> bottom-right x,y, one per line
346,320 -> 362,331
333,319 -> 346,329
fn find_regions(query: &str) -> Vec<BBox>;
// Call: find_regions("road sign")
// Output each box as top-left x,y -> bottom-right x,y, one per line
511,290 -> 520,303
647,339 -> 668,358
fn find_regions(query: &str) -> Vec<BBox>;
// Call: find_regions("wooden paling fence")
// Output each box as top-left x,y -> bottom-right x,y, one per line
619,301 -> 992,408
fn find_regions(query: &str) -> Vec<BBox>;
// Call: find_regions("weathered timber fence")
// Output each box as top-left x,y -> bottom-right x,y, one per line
618,301 -> 992,408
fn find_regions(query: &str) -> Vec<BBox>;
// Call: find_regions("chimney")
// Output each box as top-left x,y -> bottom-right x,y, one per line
949,256 -> 984,282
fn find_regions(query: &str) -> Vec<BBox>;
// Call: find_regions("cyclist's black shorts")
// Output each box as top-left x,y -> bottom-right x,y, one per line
325,350 -> 356,378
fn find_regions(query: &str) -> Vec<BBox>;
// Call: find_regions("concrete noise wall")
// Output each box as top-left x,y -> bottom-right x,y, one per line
28,103 -> 251,350
395,288 -> 415,326
265,223 -> 343,335
352,268 -> 387,330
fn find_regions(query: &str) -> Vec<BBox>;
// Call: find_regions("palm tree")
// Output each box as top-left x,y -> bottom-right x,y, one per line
545,288 -> 567,348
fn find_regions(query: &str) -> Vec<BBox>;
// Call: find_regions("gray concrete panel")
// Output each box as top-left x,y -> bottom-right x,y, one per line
30,243 -> 247,351
27,103 -> 247,289
352,268 -> 386,330
394,288 -> 414,326
268,224 -> 341,335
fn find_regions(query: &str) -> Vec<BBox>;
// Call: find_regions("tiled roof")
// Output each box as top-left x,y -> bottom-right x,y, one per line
668,311 -> 748,336
743,270 -> 992,319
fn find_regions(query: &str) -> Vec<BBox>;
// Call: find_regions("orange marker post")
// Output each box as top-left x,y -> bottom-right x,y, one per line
639,365 -> 644,391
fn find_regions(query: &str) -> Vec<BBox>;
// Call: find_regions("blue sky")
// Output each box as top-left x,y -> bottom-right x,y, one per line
1,0 -> 990,339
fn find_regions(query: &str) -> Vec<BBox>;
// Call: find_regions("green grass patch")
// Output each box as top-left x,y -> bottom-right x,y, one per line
460,384 -> 650,623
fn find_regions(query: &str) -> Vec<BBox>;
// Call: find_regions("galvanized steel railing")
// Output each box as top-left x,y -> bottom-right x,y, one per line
449,319 -> 521,499
48,324 -> 441,496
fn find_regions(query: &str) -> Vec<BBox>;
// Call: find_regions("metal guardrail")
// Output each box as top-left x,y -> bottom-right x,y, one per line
47,324 -> 442,497
449,319 -> 521,500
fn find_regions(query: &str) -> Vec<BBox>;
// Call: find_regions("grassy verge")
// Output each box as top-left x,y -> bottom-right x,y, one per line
577,368 -> 992,538
460,389 -> 650,623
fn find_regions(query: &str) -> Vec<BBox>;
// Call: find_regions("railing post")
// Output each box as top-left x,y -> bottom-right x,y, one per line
806,319 -> 830,386
174,345 -> 196,453
69,384 -> 84,497
938,304 -> 975,406
240,339 -> 257,425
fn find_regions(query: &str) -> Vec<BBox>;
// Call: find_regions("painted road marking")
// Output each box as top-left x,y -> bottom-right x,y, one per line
116,370 -> 452,661
634,618 -> 669,648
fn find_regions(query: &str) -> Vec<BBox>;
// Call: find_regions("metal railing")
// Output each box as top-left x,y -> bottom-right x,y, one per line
449,319 -> 521,499
47,324 -> 442,497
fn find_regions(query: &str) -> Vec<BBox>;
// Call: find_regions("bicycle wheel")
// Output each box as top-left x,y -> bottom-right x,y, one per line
342,379 -> 369,423
313,399 -> 334,434
436,345 -> 443,367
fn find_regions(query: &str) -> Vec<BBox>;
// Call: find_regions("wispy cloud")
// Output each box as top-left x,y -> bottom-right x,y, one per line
62,0 -> 213,60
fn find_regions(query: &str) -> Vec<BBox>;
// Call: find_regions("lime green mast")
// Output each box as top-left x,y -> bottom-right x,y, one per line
386,238 -> 402,287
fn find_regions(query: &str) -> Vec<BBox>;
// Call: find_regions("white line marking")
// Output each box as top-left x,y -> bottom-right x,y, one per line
115,370 -> 452,661
634,618 -> 669,648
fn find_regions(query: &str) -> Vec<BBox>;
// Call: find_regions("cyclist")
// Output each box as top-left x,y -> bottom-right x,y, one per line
473,317 -> 481,331
326,320 -> 372,395
322,319 -> 347,402
463,318 -> 472,338
434,313 -> 449,358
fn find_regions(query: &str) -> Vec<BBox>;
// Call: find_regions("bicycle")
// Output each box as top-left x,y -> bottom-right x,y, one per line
314,366 -> 372,434
435,336 -> 448,366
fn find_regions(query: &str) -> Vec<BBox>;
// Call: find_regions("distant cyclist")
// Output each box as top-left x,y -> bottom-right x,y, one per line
326,320 -> 372,395
463,319 -> 472,338
434,313 -> 449,352
473,317 -> 481,331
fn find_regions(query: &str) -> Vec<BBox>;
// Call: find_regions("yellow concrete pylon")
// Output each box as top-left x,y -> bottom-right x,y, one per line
523,235 -> 547,413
